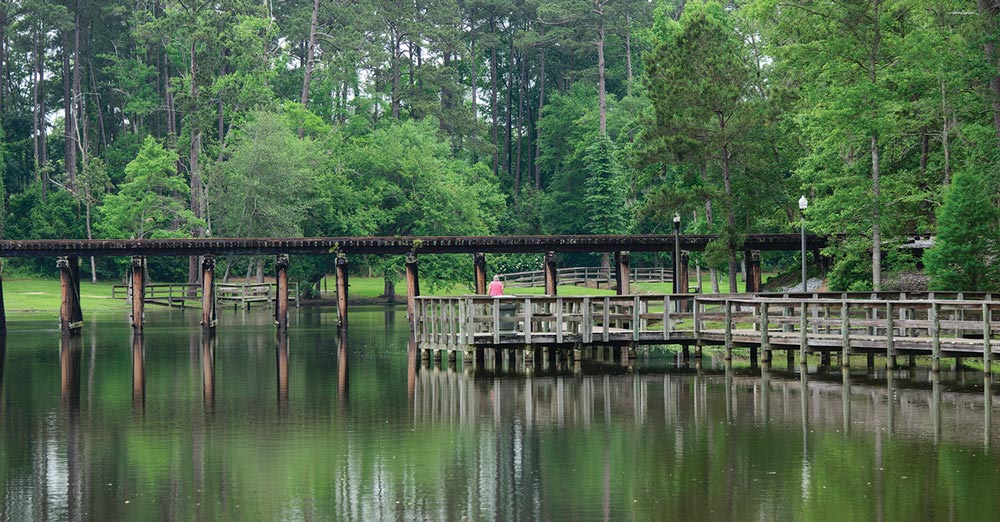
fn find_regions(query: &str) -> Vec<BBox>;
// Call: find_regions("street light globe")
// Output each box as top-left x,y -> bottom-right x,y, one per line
798,195 -> 808,211
673,212 -> 681,224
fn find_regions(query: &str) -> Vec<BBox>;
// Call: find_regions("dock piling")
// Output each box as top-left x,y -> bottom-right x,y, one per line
615,251 -> 631,295
336,254 -> 349,328
405,254 -> 420,320
275,254 -> 290,331
474,252 -> 487,294
130,256 -> 145,333
544,251 -> 558,296
58,256 -> 83,335
201,256 -> 217,330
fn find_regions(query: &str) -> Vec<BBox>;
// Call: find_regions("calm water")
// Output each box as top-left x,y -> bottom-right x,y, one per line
1,305 -> 999,521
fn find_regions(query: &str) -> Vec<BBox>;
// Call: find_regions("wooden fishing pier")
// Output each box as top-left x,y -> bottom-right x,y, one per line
412,292 -> 1000,373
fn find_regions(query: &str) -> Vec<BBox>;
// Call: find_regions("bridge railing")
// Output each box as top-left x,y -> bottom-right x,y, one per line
498,266 -> 672,288
112,282 -> 299,308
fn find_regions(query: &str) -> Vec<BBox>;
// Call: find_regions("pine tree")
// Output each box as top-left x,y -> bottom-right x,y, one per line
924,171 -> 1000,291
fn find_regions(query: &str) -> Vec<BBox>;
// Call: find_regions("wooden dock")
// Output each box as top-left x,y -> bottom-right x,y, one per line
112,282 -> 300,309
412,292 -> 1000,371
498,266 -> 673,288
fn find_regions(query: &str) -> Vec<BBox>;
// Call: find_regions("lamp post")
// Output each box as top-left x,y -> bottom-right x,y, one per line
673,212 -> 681,294
798,195 -> 808,292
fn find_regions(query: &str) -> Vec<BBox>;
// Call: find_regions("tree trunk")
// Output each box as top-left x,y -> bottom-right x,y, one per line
625,3 -> 633,92
383,274 -> 396,300
391,28 -> 401,119
490,20 -> 499,175
596,0 -> 607,136
64,31 -> 77,190
719,115 -> 737,293
256,259 -> 264,283
514,47 -> 527,202
870,0 -> 882,291
504,38 -> 514,177
188,41 -> 203,288
534,26 -> 546,190
300,0 -> 320,120
702,163 -> 720,293
72,1 -> 83,175
941,80 -> 951,185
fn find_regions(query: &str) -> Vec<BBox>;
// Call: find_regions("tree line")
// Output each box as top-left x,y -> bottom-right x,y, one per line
0,0 -> 998,293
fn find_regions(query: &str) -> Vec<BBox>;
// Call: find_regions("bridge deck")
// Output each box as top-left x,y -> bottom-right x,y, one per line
0,233 -> 824,257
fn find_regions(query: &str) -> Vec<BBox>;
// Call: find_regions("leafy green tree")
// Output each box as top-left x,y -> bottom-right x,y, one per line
583,134 -> 626,235
924,171 -> 1000,291
644,0 -> 755,292
98,136 -> 200,239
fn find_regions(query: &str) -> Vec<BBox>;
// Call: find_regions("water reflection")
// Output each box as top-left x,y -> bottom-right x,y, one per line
276,332 -> 289,410
201,333 -> 215,412
5,308 -> 1000,521
131,334 -> 144,413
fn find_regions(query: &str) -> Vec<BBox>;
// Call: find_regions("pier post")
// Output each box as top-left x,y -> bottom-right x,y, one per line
0,260 -> 6,335
275,254 -> 290,331
745,250 -> 762,293
474,252 -> 488,294
983,303 -> 992,375
761,302 -> 771,363
841,301 -> 850,368
931,302 -> 940,372
615,251 -> 631,295
277,332 -> 289,408
130,256 -> 145,333
201,256 -> 216,331
405,254 -> 420,320
677,251 -> 690,294
58,257 -> 83,335
799,302 -> 808,365
336,254 -> 349,328
544,251 -> 558,296
724,300 -> 733,361
886,302 -> 895,370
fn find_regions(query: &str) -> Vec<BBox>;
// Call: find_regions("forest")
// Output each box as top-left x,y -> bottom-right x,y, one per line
0,0 -> 999,294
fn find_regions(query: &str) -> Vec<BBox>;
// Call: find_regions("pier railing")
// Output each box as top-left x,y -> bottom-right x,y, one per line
112,282 -> 299,308
413,292 -> 1000,365
498,266 -> 673,288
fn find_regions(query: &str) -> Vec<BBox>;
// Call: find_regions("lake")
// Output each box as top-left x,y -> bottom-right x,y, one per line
1,305 -> 998,521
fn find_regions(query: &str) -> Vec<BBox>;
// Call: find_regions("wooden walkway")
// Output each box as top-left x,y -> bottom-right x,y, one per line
412,292 -> 1000,371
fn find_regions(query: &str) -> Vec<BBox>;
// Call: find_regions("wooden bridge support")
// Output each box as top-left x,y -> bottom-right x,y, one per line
544,251 -> 558,295
615,251 -> 631,295
275,254 -> 290,331
201,256 -> 216,330
745,250 -> 762,293
677,251 -> 690,294
130,256 -> 145,333
58,256 -> 83,335
336,254 -> 349,328
474,252 -> 488,294
405,254 -> 420,321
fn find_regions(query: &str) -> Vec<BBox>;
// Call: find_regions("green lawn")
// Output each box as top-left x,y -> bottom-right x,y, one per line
3,278 -> 127,313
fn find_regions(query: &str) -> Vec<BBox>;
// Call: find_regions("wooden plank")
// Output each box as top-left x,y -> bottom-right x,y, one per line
603,297 -> 611,343
886,302 -> 895,370
556,298 -> 564,344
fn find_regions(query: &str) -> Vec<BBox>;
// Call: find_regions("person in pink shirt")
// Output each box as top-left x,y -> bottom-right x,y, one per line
488,275 -> 504,296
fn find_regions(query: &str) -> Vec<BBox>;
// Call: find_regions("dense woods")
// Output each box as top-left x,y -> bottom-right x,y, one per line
1,0 -> 999,292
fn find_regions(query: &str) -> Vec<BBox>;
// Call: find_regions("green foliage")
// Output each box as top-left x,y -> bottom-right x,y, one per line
98,136 -> 201,239
924,171 -> 1000,291
583,135 -> 627,235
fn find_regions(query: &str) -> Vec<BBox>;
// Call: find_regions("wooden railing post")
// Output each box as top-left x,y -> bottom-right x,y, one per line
799,300 -> 808,365
983,302 -> 992,375
130,256 -> 145,333
931,301 -> 940,372
840,300 -> 850,367
886,302 -> 895,370
746,250 -> 762,294
760,302 -> 770,360
724,300 -> 732,360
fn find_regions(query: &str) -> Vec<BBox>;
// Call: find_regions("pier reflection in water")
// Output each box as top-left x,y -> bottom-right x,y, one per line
2,307 -> 1000,521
